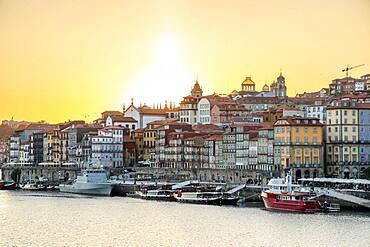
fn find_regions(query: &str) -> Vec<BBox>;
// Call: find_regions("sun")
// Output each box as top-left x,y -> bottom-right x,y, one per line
128,34 -> 192,106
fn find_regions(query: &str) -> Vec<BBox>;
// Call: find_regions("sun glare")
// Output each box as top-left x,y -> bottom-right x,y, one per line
128,34 -> 192,106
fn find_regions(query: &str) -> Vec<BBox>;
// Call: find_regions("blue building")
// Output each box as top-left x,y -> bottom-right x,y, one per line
358,106 -> 370,176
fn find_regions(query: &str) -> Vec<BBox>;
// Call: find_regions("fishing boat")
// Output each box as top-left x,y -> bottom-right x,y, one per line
174,191 -> 223,205
59,168 -> 112,196
261,173 -> 321,213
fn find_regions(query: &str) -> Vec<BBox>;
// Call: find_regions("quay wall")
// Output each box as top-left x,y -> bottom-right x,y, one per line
135,167 -> 263,184
0,165 -> 80,184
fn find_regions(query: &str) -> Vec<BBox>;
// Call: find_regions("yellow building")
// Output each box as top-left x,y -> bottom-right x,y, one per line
274,116 -> 323,180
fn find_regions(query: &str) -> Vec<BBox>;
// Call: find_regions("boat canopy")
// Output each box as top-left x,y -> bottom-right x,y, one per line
299,178 -> 370,185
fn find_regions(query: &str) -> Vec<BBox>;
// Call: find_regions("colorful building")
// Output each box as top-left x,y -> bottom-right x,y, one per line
274,116 -> 324,180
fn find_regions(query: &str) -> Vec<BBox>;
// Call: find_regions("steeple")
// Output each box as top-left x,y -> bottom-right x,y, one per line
191,78 -> 203,98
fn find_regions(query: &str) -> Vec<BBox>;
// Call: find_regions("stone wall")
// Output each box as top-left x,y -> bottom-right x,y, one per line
0,165 -> 80,184
135,167 -> 263,184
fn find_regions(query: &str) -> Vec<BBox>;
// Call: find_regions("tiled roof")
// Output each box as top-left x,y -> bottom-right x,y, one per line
110,115 -> 137,123
101,110 -> 122,115
274,116 -> 323,126
138,107 -> 167,115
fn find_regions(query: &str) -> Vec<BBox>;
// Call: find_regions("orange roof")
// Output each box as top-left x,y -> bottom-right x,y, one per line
138,107 -> 167,115
110,115 -> 137,123
101,110 -> 122,115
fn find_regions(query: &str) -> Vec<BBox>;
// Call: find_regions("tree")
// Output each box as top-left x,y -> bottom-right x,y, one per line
10,168 -> 21,184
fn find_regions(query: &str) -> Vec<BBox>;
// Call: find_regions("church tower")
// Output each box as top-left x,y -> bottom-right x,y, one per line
270,72 -> 287,98
191,79 -> 203,98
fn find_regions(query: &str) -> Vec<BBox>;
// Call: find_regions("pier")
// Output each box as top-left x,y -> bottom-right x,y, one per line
315,188 -> 370,210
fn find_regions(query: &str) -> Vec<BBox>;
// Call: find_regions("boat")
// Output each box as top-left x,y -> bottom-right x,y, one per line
22,182 -> 47,191
142,189 -> 176,201
2,182 -> 17,190
174,191 -> 223,205
221,193 -> 240,206
321,201 -> 341,213
261,173 -> 321,213
59,168 -> 113,196
46,185 -> 59,191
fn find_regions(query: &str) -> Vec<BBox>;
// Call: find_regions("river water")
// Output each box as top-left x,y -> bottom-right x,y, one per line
1,191 -> 369,247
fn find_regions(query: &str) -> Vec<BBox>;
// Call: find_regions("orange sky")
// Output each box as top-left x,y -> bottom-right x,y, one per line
0,0 -> 369,123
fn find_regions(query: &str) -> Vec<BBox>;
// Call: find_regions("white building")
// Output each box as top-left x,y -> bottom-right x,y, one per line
306,105 -> 327,124
124,104 -> 166,129
91,126 -> 124,168
197,98 -> 212,124
105,115 -> 138,130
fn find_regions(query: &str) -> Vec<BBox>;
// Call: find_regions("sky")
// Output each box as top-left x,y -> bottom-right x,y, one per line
0,0 -> 369,123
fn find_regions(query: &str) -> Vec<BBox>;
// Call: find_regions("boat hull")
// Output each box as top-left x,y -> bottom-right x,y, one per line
143,195 -> 176,202
261,192 -> 321,213
59,182 -> 112,196
221,197 -> 240,206
3,183 -> 17,190
176,197 -> 222,205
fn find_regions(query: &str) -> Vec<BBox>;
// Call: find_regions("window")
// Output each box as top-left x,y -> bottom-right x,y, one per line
304,127 -> 308,133
304,137 -> 308,144
344,127 -> 348,132
344,110 -> 347,116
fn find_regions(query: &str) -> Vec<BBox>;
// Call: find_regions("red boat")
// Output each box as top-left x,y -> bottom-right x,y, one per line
261,174 -> 321,213
0,181 -> 17,190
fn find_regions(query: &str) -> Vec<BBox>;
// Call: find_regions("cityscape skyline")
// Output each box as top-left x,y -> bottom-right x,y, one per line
1,0 -> 370,123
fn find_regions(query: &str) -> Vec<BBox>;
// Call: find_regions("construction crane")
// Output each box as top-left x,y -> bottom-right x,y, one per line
342,64 -> 365,77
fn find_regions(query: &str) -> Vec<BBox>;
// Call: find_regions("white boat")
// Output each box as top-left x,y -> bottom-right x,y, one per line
59,168 -> 112,196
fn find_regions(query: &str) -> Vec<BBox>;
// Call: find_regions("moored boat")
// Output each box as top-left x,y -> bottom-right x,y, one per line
59,168 -> 112,196
3,182 -> 17,190
174,191 -> 223,205
261,173 -> 321,213
22,182 -> 47,191
142,190 -> 176,201
221,194 -> 240,206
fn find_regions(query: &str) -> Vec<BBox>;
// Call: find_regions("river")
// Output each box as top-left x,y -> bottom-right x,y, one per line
1,191 -> 369,247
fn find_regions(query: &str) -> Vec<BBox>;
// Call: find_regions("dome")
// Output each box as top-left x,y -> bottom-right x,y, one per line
262,84 -> 270,92
242,76 -> 255,85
